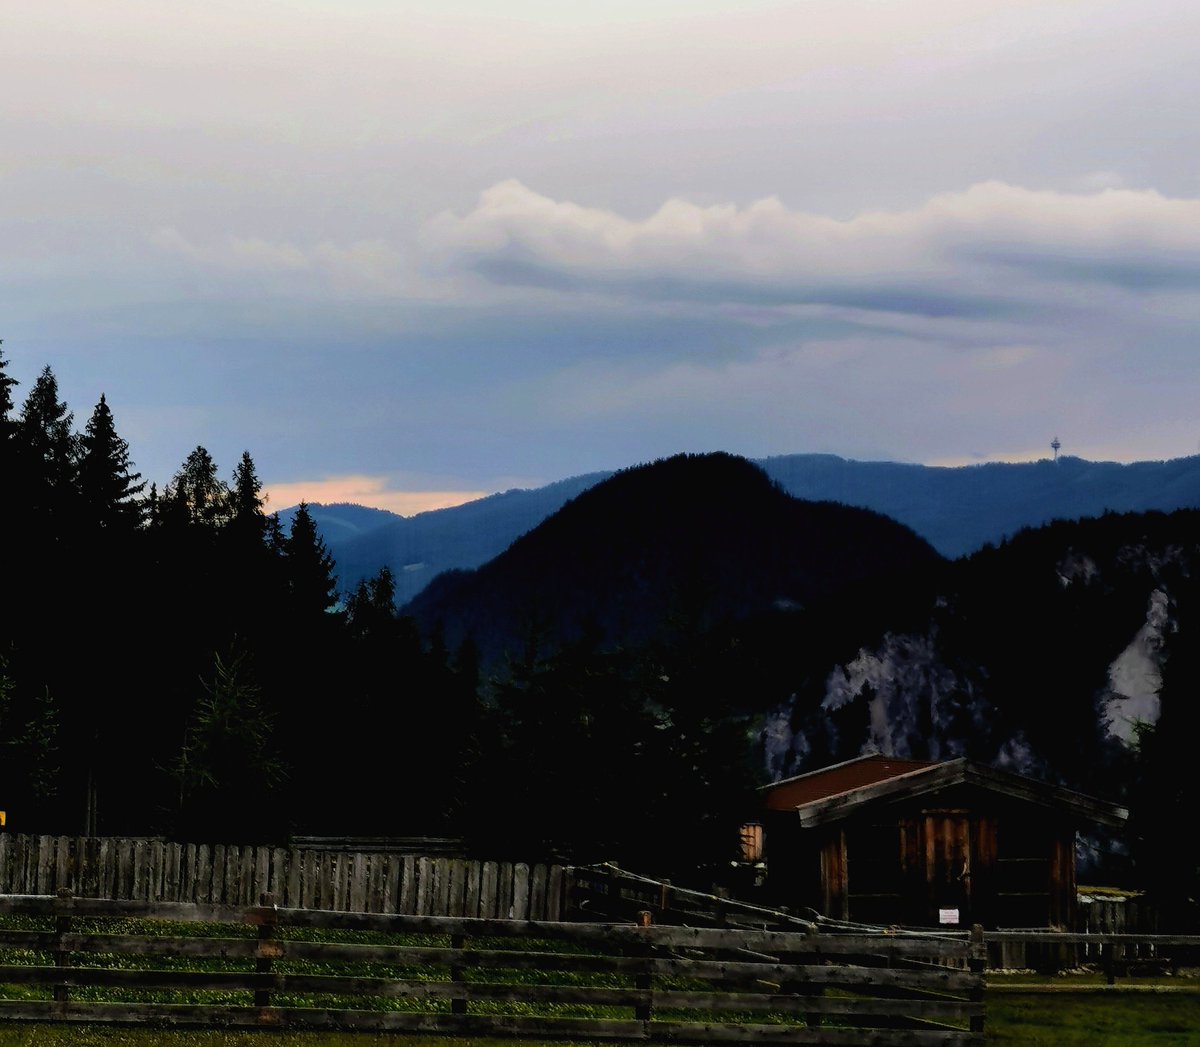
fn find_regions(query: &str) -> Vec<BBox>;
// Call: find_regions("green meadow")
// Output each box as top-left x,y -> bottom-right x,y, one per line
0,990 -> 1198,1047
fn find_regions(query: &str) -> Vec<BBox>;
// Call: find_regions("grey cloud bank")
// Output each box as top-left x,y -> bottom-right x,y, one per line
422,179 -> 1200,308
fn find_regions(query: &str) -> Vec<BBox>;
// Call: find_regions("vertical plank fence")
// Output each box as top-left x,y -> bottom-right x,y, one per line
0,836 -> 566,919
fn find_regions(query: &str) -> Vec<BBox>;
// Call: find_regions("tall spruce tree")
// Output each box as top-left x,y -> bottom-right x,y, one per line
74,396 -> 146,834
10,366 -> 78,809
223,451 -> 284,647
17,366 -> 77,521
162,446 -> 229,528
228,451 -> 267,539
284,502 -> 339,616
78,394 -> 145,531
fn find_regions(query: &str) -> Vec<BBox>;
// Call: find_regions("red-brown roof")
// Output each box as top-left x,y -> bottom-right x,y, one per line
762,755 -> 1128,830
762,754 -> 937,811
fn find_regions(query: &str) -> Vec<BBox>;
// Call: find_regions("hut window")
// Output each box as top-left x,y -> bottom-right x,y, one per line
739,823 -> 764,863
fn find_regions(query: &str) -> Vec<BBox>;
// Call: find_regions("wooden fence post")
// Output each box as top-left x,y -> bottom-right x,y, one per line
802,925 -> 824,1028
255,892 -> 278,1014
605,864 -> 621,921
634,911 -> 653,1024
1102,941 -> 1116,986
53,888 -> 72,1007
450,933 -> 468,1015
969,924 -> 986,1037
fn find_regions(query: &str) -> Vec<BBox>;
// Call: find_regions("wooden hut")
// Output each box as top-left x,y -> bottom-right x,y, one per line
758,754 -> 1127,929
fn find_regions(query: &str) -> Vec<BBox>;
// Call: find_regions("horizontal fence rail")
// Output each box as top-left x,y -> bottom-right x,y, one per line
0,894 -> 985,1045
570,863 -> 818,930
0,836 -> 564,920
983,930 -> 1200,983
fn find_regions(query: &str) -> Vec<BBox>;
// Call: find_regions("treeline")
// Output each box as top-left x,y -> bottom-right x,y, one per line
0,349 -> 470,844
0,347 -> 757,878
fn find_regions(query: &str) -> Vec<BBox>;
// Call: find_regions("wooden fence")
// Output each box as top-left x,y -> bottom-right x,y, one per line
572,864 -> 1200,980
986,929 -> 1200,983
0,893 -> 985,1044
0,835 -> 565,919
987,895 -> 1175,972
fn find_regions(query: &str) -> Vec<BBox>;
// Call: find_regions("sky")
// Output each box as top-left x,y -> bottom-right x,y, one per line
4,0 -> 1200,514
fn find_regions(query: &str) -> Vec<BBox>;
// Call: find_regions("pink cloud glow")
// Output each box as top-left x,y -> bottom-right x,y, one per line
263,475 -> 487,517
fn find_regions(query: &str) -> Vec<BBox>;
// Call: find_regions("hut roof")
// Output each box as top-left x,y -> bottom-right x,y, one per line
763,754 -> 1127,831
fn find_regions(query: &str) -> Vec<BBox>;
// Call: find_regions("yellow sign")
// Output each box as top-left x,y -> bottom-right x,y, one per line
0,812 -> 6,827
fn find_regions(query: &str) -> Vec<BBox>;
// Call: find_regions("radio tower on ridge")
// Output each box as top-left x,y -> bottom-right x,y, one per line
1051,436 -> 1061,462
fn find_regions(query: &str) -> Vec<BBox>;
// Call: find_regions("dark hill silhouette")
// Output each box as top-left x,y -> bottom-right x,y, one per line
402,453 -> 941,663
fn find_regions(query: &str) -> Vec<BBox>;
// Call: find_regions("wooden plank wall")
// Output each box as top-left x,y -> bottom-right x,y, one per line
1078,896 -> 1158,937
0,835 -> 566,919
987,896 -> 1163,970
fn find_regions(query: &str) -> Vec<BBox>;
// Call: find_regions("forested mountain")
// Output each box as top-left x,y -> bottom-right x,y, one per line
403,453 -> 941,665
300,452 -> 1200,600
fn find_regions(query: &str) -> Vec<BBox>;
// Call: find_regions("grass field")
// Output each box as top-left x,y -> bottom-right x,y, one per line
986,991 -> 1200,1044
0,990 -> 1196,1046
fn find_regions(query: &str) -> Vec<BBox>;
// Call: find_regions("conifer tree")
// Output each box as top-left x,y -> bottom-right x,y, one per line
17,366 -> 77,518
265,512 -> 287,556
229,451 -> 267,539
284,502 -> 339,616
145,483 -> 160,527
162,446 -> 229,528
78,394 -> 145,531
73,396 -> 146,834
345,566 -> 398,639
174,649 -> 286,841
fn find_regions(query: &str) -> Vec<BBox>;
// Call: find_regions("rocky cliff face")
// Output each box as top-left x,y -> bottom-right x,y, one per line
760,515 -> 1200,796
1102,587 -> 1171,743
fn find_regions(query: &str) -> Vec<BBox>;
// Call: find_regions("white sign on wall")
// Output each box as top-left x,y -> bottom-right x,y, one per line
938,908 -> 960,925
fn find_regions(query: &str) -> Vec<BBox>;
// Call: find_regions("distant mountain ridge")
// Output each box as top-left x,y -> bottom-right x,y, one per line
282,452 -> 1200,600
280,472 -> 609,604
759,453 -> 1200,558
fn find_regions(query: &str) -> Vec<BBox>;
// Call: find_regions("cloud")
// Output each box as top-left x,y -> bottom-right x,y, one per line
148,227 -> 408,293
421,180 -> 1200,317
263,475 -> 487,517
